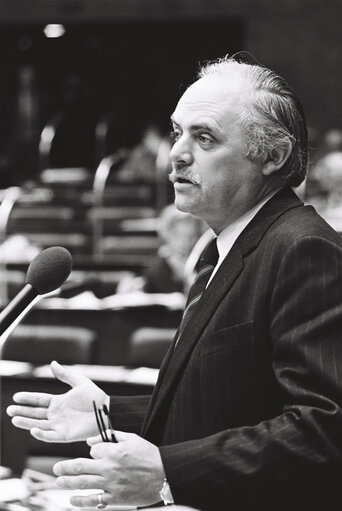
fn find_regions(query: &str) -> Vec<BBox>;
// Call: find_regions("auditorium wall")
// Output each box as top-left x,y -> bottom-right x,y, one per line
0,0 -> 340,131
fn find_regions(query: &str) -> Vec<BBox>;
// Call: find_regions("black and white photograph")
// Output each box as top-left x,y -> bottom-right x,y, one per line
0,1 -> 341,510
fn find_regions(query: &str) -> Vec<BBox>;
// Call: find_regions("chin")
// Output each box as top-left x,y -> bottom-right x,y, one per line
174,197 -> 192,214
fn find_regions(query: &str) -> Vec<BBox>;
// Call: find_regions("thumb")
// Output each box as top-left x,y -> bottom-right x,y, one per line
86,433 -> 104,446
112,430 -> 136,442
87,430 -> 135,446
50,360 -> 87,388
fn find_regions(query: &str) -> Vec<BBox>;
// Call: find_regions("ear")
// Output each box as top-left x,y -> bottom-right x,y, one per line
262,139 -> 293,176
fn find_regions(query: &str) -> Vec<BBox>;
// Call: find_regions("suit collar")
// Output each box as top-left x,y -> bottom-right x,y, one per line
235,186 -> 303,256
142,187 -> 303,437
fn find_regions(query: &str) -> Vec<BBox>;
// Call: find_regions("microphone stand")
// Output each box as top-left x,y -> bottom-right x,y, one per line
0,290 -> 58,476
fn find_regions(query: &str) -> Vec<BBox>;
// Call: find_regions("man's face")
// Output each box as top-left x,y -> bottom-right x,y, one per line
169,74 -> 265,233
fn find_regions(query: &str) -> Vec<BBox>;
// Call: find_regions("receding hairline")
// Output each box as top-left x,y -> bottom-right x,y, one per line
197,59 -> 290,108
171,71 -> 254,123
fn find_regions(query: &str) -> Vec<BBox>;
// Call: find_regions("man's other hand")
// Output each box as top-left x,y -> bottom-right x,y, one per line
53,430 -> 166,508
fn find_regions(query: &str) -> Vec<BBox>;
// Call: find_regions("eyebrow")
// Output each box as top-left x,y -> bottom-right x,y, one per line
192,123 -> 216,133
170,117 -> 217,134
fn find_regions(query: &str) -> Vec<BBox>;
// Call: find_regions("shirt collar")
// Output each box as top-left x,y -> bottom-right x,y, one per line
212,188 -> 281,279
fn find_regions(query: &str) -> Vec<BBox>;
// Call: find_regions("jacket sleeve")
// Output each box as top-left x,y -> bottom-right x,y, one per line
159,235 -> 342,508
109,395 -> 151,434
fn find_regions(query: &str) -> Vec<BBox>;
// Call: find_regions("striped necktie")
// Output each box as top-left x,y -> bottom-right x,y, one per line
175,238 -> 218,345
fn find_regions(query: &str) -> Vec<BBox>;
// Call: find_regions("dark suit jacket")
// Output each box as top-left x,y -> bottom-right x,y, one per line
111,188 -> 342,511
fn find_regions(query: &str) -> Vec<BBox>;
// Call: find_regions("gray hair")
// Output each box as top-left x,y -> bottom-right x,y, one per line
198,57 -> 308,187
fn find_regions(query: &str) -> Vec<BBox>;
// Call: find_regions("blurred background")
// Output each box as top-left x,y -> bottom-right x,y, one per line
0,0 -> 341,183
0,0 -> 341,479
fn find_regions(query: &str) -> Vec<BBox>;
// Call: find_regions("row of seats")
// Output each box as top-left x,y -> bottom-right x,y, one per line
0,110 -> 180,371
0,109 -> 175,306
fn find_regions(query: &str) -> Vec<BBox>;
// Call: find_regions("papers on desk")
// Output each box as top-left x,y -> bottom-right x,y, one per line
0,472 -> 136,510
0,478 -> 29,503
0,485 -> 136,510
101,291 -> 185,311
40,291 -> 102,310
0,360 -> 32,376
40,290 -> 185,311
33,364 -> 159,386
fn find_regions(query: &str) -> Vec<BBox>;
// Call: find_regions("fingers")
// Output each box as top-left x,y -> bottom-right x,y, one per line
109,430 -> 133,442
10,392 -> 52,408
86,433 -> 103,446
89,442 -> 116,459
54,458 -> 102,477
88,431 -> 137,459
7,393 -> 53,433
10,416 -> 50,431
87,430 -> 134,446
55,474 -> 104,490
70,491 -> 113,508
7,405 -> 48,420
54,458 -> 105,490
8,417 -> 67,443
50,361 -> 88,388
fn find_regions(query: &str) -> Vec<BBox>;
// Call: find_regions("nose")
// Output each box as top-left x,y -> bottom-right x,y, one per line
169,134 -> 193,166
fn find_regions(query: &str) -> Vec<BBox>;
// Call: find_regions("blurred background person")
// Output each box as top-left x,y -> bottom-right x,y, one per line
305,150 -> 342,232
117,203 -> 207,294
114,125 -> 166,184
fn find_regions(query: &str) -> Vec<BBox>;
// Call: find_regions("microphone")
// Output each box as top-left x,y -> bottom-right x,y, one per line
0,246 -> 72,337
0,246 -> 72,472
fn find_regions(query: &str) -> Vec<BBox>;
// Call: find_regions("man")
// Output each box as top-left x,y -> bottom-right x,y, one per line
7,56 -> 342,510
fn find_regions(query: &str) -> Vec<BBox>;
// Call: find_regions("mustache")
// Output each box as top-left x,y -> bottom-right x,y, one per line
169,169 -> 201,185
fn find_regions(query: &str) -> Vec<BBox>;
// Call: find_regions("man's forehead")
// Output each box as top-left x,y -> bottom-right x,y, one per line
171,74 -> 248,125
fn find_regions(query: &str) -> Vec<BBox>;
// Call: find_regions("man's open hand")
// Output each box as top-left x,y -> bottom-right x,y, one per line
7,361 -> 108,442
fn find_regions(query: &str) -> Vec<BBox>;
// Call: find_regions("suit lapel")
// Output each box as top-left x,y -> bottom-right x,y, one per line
236,186 -> 303,256
142,244 -> 244,435
142,187 -> 303,436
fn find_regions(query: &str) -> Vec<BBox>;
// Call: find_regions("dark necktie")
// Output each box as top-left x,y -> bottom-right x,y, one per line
175,237 -> 219,346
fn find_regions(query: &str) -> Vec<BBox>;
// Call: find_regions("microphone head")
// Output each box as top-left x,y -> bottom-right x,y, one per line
25,246 -> 73,294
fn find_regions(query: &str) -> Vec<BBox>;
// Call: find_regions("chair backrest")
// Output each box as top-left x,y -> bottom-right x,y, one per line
3,324 -> 97,365
39,111 -> 97,171
128,326 -> 176,368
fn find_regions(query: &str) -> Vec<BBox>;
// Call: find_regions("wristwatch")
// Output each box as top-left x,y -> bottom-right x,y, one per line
159,478 -> 174,505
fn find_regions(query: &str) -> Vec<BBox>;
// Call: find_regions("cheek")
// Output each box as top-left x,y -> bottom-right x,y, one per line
202,167 -> 230,198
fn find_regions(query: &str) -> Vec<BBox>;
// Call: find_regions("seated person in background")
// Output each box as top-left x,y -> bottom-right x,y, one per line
118,205 -> 207,368
311,127 -> 342,165
114,124 -> 167,183
305,150 -> 342,231
117,204 -> 206,294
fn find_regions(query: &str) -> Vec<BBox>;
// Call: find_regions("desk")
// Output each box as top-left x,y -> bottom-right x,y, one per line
0,475 -> 201,510
1,364 -> 156,475
24,296 -> 183,366
0,478 -> 201,511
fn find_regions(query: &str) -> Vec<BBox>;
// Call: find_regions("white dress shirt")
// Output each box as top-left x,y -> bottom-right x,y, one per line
207,189 -> 280,285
